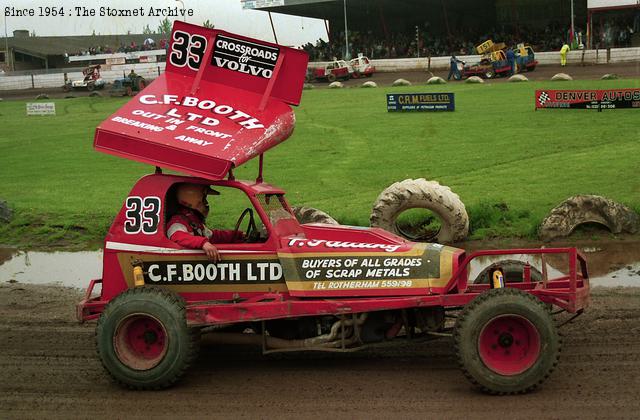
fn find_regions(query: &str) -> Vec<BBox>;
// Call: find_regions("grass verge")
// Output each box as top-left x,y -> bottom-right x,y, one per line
0,77 -> 638,249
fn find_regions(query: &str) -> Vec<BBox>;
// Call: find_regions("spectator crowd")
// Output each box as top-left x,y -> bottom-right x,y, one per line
70,38 -> 168,56
301,12 -> 639,61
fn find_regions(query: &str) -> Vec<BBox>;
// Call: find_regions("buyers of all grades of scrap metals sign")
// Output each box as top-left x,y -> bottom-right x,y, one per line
535,89 -> 640,110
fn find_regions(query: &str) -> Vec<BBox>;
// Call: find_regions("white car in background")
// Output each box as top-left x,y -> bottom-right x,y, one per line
349,54 -> 375,78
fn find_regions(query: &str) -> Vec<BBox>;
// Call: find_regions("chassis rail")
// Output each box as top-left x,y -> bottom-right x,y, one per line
77,247 -> 589,325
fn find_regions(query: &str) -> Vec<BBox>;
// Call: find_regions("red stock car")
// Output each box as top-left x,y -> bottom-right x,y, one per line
78,22 -> 590,394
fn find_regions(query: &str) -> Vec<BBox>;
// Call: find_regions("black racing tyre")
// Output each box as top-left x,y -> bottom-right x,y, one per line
453,288 -> 560,394
87,83 -> 95,91
370,178 -> 469,244
473,260 -> 543,285
96,287 -> 199,390
327,73 -> 337,82
292,206 -> 339,225
485,69 -> 495,79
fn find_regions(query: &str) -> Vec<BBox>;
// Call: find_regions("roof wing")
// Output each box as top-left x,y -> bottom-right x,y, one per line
94,21 -> 308,181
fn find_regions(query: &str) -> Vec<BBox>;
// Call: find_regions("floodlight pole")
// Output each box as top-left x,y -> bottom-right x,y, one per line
175,0 -> 186,23
570,0 -> 575,45
343,0 -> 349,60
4,13 -> 10,72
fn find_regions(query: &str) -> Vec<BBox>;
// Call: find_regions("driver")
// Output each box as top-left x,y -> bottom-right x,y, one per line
167,183 -> 243,261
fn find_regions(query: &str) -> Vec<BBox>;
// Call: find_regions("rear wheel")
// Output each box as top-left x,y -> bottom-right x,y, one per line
96,287 -> 199,389
484,69 -> 495,79
87,83 -> 95,91
454,288 -> 560,394
327,73 -> 337,82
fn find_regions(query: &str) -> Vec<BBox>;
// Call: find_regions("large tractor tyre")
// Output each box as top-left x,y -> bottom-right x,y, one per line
370,178 -> 469,244
539,194 -> 640,240
293,206 -> 339,225
473,260 -> 543,285
327,73 -> 337,82
96,287 -> 200,390
453,288 -> 561,394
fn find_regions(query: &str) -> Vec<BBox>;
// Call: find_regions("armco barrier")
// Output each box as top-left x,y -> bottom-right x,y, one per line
308,46 -> 640,72
0,62 -> 166,91
1,47 -> 638,91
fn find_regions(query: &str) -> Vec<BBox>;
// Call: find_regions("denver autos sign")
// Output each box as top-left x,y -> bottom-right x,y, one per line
387,93 -> 455,112
536,89 -> 640,110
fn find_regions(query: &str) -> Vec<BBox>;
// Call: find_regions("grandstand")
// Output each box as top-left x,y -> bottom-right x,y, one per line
0,30 -> 166,72
243,0 -> 639,58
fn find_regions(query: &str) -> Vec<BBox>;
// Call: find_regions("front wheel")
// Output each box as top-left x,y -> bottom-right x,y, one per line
96,287 -> 199,389
484,69 -> 495,79
453,288 -> 560,394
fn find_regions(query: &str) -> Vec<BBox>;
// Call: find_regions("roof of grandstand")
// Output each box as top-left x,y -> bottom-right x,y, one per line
1,33 -> 164,57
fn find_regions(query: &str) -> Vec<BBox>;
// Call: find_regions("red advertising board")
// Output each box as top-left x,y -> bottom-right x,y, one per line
535,89 -> 640,110
94,21 -> 309,181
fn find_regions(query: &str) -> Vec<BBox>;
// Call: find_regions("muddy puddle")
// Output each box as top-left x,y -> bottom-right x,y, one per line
0,248 -> 103,289
0,240 -> 638,289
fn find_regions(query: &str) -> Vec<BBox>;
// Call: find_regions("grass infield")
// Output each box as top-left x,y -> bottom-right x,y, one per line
1,78 -> 639,249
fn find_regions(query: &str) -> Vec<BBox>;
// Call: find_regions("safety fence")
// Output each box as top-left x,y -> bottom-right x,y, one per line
0,62 -> 166,91
1,47 -> 638,91
309,46 -> 640,72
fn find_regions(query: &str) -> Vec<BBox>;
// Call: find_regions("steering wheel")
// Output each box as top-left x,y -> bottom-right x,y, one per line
232,208 -> 257,242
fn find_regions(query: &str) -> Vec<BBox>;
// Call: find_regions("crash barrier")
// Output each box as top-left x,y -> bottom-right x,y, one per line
1,46 -> 639,91
308,46 -> 640,73
0,62 -> 166,91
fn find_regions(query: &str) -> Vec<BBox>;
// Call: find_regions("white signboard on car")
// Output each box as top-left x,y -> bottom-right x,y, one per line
241,0 -> 285,9
26,102 -> 56,116
587,0 -> 639,9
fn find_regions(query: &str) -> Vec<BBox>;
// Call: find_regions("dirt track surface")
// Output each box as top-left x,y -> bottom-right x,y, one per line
1,284 -> 639,419
1,62 -> 638,101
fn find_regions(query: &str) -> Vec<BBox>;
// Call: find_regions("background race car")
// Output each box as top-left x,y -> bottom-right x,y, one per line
349,54 -> 375,78
309,59 -> 353,82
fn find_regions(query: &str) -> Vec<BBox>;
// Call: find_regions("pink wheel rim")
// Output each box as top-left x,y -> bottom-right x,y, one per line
478,315 -> 540,376
114,314 -> 168,370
